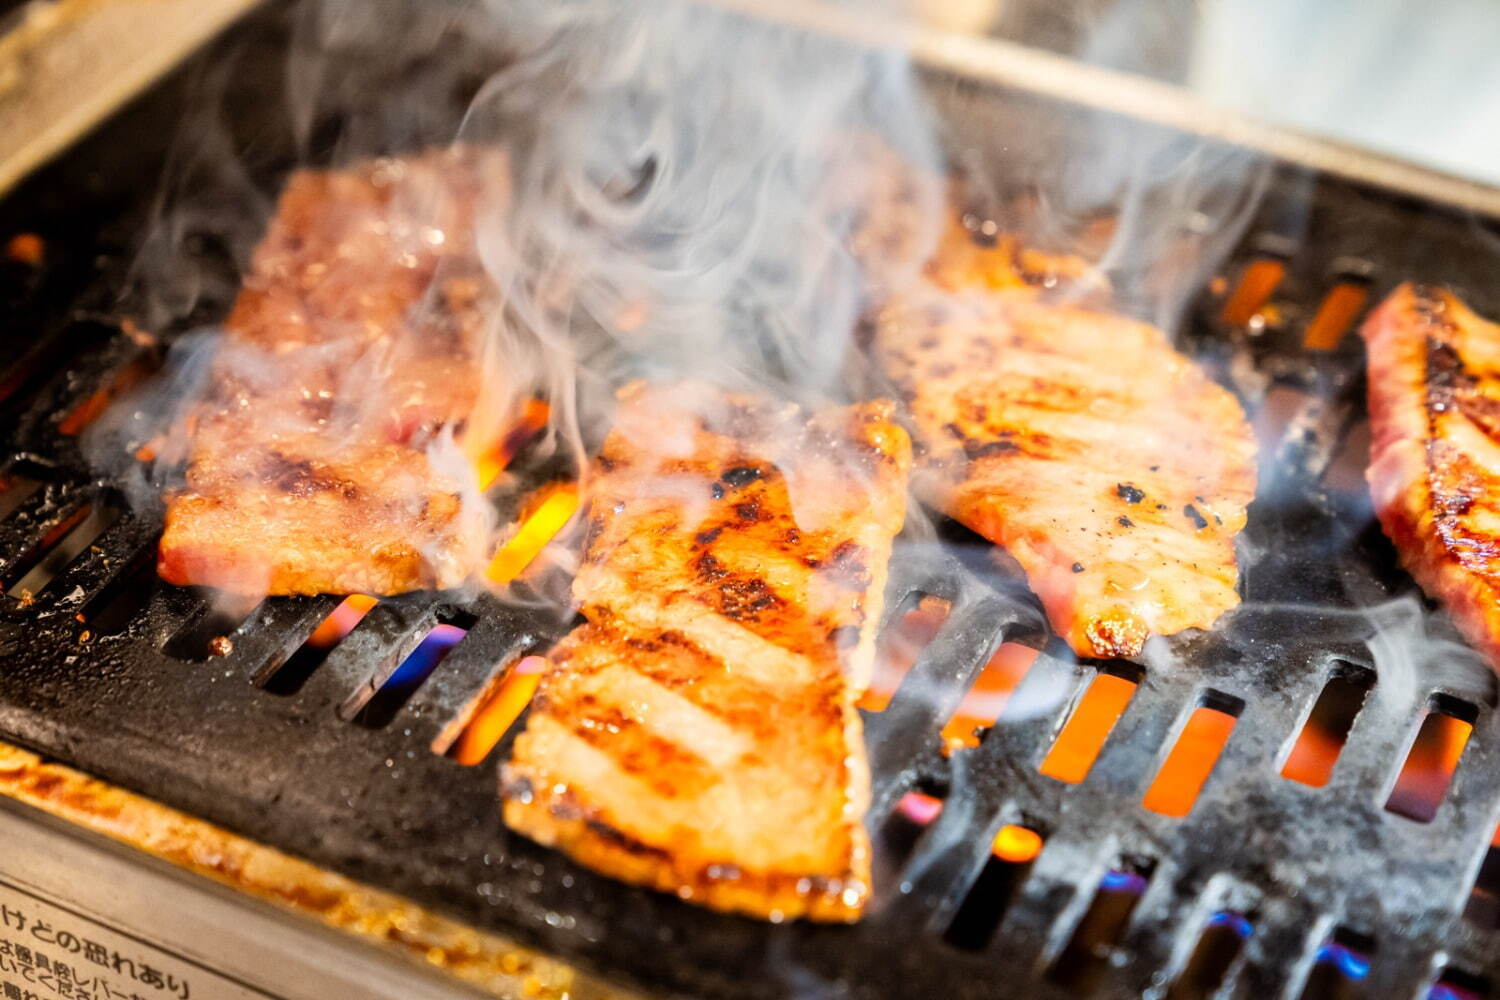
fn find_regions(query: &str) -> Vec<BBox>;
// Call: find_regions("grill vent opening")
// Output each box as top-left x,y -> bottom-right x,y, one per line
161,592 -> 262,661
1302,274 -> 1373,351
1167,910 -> 1254,1000
1142,692 -> 1243,818
1220,256 -> 1286,327
1431,967 -> 1490,1000
941,822 -> 1045,952
0,474 -> 40,521
1281,663 -> 1374,788
1048,860 -> 1154,991
259,595 -> 379,694
351,612 -> 477,729
1038,665 -> 1140,784
941,642 -> 1039,751
1384,694 -> 1476,823
5,502 -> 122,600
1464,824 -> 1500,928
870,789 -> 945,892
438,653 -> 547,765
1299,926 -> 1375,1000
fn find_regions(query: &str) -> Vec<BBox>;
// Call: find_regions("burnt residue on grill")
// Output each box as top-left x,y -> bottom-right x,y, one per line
6,7 -> 1500,1000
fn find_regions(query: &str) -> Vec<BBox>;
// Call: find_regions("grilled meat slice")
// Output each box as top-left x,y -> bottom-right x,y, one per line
502,381 -> 911,921
877,242 -> 1255,659
157,148 -> 509,595
1363,284 -> 1500,668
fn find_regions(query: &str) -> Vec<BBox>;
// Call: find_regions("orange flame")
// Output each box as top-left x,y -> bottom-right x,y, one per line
449,655 -> 549,765
486,483 -> 580,585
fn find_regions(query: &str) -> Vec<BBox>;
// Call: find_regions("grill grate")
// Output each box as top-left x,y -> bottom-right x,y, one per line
6,10 -> 1500,999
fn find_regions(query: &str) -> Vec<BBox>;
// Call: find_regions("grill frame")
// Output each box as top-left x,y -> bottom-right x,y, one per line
6,7 -> 1500,999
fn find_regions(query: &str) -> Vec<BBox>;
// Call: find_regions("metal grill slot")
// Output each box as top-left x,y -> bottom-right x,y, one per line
1220,256 -> 1286,327
942,642 -> 1038,752
1142,692 -> 1244,819
1281,663 -> 1374,787
1302,276 -> 1372,352
1300,926 -> 1376,1000
347,612 -> 476,729
161,592 -> 261,661
1431,967 -> 1490,1000
1049,863 -> 1154,992
259,594 -> 379,694
942,823 -> 1045,952
1464,826 -> 1500,929
1384,695 -> 1476,824
1039,666 -> 1140,784
3,500 -> 122,601
437,654 -> 545,765
870,789 -> 944,892
0,474 -> 39,521
1167,910 -> 1254,1000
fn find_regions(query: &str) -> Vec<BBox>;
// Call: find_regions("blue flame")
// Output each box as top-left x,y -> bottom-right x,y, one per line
1099,870 -> 1148,894
1205,911 -> 1254,939
386,623 -> 467,690
1314,942 -> 1371,981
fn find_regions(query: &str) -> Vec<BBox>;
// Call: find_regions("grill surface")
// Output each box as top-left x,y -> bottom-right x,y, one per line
5,8 -> 1500,999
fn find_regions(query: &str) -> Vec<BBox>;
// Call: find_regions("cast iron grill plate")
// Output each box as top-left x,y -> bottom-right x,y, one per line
4,10 -> 1500,999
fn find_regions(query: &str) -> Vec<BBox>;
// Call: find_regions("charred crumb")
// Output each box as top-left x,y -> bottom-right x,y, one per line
1183,504 -> 1209,530
596,454 -> 617,473
1115,483 -> 1144,503
1117,516 -> 1134,528
720,466 -> 762,490
1071,562 -> 1085,573
962,438 -> 1018,460
207,636 -> 233,657
784,527 -> 801,545
1149,465 -> 1160,472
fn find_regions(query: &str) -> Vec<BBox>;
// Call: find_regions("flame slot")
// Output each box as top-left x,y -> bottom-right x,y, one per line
440,654 -> 549,765
0,475 -> 40,521
1430,968 -> 1490,1000
162,592 -> 262,661
475,398 -> 551,490
859,594 -> 952,713
1384,695 -> 1475,824
1302,280 -> 1370,352
1167,911 -> 1254,1000
940,642 -> 1039,752
1038,667 -> 1140,784
942,822 -> 1046,952
6,502 -> 123,601
1220,257 -> 1285,327
1281,664 -> 1374,788
1049,861 -> 1154,991
259,595 -> 380,694
870,789 -> 945,891
57,354 -> 158,436
1142,693 -> 1242,819
350,614 -> 476,729
1464,822 -> 1500,929
1299,926 -> 1375,1000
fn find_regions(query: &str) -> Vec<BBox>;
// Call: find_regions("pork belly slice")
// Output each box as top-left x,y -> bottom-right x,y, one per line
157,148 -> 509,596
876,239 -> 1256,659
1363,284 -> 1500,669
502,381 -> 911,922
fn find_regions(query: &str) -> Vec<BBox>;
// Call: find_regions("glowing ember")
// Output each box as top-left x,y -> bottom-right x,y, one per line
942,643 -> 1039,751
449,655 -> 548,766
5,232 -> 44,266
896,791 -> 943,826
1039,672 -> 1137,784
486,483 -> 579,585
1220,257 -> 1285,326
991,825 -> 1042,864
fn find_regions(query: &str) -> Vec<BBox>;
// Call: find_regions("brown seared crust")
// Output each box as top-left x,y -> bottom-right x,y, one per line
1363,283 -> 1500,668
157,148 -> 509,596
875,223 -> 1256,659
502,381 -> 911,922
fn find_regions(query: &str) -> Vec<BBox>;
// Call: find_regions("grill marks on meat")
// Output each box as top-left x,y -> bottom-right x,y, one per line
1364,284 -> 1500,669
502,381 -> 911,921
876,233 -> 1255,659
157,149 -> 508,595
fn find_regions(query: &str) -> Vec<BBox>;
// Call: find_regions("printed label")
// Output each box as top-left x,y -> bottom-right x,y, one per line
0,879 -> 275,1000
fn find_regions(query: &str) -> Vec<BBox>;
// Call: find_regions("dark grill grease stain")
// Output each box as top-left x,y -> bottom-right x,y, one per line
7,10 -> 1500,999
